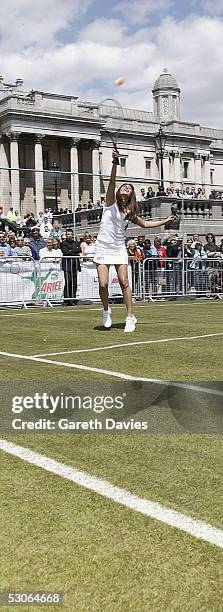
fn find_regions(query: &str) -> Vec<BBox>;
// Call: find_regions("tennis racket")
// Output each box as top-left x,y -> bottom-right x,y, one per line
98,98 -> 124,165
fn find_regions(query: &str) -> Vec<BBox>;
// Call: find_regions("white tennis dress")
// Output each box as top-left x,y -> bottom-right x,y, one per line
93,202 -> 128,265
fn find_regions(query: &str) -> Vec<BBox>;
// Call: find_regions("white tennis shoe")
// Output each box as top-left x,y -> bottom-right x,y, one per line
124,314 -> 137,333
102,307 -> 112,328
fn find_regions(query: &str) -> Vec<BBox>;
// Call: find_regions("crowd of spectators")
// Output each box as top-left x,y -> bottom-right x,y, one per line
126,233 -> 223,296
139,186 -> 223,201
1,207 -> 223,299
139,186 -> 210,200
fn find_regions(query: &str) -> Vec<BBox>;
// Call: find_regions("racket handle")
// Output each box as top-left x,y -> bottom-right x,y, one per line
112,145 -> 120,165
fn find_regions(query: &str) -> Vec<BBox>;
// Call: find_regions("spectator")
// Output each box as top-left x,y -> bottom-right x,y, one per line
209,190 -> 216,200
45,208 -> 53,221
143,238 -> 157,294
50,222 -> 63,240
14,210 -> 22,225
29,227 -> 45,260
25,213 -> 36,231
204,233 -> 220,257
190,242 -> 207,293
166,187 -> 174,197
7,207 -> 17,222
80,233 -> 90,254
146,187 -> 155,198
137,236 -> 145,258
184,239 -> 194,258
154,237 -> 167,262
139,188 -> 147,201
40,217 -> 53,239
81,234 -> 95,268
39,238 -> 62,261
143,238 -> 157,257
37,211 -> 45,227
93,200 -> 101,209
191,234 -> 201,248
14,236 -> 32,258
60,229 -> 81,305
52,238 -> 61,250
0,231 -> 12,257
127,239 -> 143,293
218,243 -> 223,259
183,187 -> 192,199
8,236 -> 16,252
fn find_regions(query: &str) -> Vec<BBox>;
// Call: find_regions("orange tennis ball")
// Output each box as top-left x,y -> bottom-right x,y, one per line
115,76 -> 125,86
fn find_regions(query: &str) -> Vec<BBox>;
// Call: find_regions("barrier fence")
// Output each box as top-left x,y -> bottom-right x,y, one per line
0,256 -> 222,307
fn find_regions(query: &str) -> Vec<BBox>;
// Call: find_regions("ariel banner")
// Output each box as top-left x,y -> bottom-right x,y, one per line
0,259 -> 131,304
0,260 -> 64,304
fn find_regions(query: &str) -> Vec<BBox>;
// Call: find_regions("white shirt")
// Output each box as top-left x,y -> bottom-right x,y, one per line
40,222 -> 53,238
96,203 -> 126,249
39,247 -> 62,260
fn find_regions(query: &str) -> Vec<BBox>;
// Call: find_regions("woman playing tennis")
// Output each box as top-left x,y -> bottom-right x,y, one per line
94,150 -> 175,332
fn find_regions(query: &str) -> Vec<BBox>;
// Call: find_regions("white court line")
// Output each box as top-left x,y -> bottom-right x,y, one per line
0,439 -> 222,549
0,350 -> 222,398
0,300 -> 221,317
33,332 -> 223,358
0,307 -> 104,317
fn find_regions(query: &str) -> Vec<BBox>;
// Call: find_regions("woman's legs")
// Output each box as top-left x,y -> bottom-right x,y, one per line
96,264 -> 110,310
115,264 -> 133,316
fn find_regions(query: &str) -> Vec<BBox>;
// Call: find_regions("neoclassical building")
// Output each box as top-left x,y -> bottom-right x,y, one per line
0,69 -> 223,217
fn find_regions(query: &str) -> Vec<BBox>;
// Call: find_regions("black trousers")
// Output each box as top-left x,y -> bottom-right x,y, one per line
63,271 -> 77,302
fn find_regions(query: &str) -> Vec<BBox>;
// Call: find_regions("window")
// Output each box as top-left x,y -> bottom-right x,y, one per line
210,170 -> 214,186
183,161 -> 189,179
120,157 -> 126,176
155,97 -> 159,115
43,149 -> 49,170
99,152 -> 102,174
172,96 -> 177,114
162,96 -> 168,115
145,159 -> 151,178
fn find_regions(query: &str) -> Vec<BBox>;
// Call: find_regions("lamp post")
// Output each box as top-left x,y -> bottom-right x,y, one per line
51,161 -> 59,212
155,126 -> 166,195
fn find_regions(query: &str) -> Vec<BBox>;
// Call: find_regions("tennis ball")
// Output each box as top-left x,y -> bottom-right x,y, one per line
115,76 -> 125,86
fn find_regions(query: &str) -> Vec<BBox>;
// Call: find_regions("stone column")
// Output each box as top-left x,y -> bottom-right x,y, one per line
0,137 -> 11,214
174,151 -> 181,188
70,138 -> 80,211
7,132 -> 21,213
204,154 -> 210,196
194,153 -> 202,186
92,140 -> 101,203
34,134 -> 45,215
163,151 -> 170,188
151,155 -> 157,184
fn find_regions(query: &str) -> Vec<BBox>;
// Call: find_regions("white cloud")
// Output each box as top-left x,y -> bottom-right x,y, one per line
0,3 -> 223,129
201,0 -> 223,15
0,0 -> 91,51
113,0 -> 173,25
78,18 -> 128,45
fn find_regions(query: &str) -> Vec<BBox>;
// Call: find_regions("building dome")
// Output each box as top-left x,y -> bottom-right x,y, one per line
153,68 -> 180,93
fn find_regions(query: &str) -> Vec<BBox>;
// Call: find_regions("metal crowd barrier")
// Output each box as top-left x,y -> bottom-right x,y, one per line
0,255 -> 222,308
0,256 -> 37,307
142,257 -> 223,300
38,256 -> 133,305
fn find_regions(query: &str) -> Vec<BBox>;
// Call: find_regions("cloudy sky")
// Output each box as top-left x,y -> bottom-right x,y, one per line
0,0 -> 223,127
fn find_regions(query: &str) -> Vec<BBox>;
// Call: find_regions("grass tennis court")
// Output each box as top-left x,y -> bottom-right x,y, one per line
0,301 -> 223,611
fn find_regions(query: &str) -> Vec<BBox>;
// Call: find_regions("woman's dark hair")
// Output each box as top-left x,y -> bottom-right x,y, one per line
116,183 -> 139,222
206,232 -> 215,243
